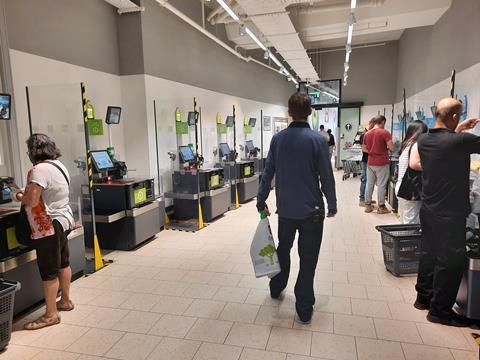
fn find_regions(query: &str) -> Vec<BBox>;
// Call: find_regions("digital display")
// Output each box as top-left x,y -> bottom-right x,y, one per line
219,143 -> 231,157
106,106 -> 121,124
244,166 -> 252,176
179,145 -> 195,163
245,140 -> 255,153
91,150 -> 114,171
0,94 -> 11,120
188,112 -> 196,126
249,118 -> 256,127
226,116 -> 234,128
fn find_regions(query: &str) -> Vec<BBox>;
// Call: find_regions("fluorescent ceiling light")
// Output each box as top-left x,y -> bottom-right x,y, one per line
292,78 -> 298,85
347,25 -> 353,44
345,52 -> 350,63
216,0 -> 239,21
245,27 -> 267,51
351,0 -> 357,9
269,53 -> 282,67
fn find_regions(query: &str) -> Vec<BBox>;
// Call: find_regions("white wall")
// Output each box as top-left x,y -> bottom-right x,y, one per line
10,50 -> 125,183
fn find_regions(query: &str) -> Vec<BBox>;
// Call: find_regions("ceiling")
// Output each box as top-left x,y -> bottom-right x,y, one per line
208,0 -> 452,81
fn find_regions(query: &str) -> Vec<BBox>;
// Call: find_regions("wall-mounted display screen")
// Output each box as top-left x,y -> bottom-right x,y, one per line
245,140 -> 255,152
309,80 -> 340,105
219,143 -> 231,157
187,112 -> 196,126
248,118 -> 256,127
0,94 -> 11,120
226,116 -> 234,127
105,106 -> 121,124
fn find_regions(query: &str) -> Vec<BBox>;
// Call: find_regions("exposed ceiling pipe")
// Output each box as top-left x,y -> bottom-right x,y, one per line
155,1 -> 287,78
307,42 -> 386,55
291,0 -> 386,15
211,4 -> 243,25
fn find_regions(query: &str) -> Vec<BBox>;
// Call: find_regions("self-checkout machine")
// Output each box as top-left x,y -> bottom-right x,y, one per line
165,99 -> 229,231
84,105 -> 162,251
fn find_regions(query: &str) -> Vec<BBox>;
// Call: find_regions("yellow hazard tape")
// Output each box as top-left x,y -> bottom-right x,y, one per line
472,333 -> 480,346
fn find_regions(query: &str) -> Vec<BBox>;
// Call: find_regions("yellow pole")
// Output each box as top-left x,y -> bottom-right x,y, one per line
198,204 -> 205,229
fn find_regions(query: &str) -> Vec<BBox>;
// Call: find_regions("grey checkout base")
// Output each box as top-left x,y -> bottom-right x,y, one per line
220,162 -> 260,205
0,227 -> 86,316
456,257 -> 480,320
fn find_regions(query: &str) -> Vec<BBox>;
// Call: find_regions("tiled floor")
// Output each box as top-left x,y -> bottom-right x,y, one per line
7,172 -> 480,360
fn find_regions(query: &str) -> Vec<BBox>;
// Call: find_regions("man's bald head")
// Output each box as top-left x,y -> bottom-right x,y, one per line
436,98 -> 463,130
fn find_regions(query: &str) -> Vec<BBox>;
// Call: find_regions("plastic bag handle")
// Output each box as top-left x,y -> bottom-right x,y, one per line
260,211 -> 267,219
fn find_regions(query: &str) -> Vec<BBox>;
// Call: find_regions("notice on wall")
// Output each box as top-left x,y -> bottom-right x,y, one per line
263,116 -> 271,131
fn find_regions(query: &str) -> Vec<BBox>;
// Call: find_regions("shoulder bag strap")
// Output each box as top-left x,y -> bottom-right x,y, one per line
44,160 -> 70,185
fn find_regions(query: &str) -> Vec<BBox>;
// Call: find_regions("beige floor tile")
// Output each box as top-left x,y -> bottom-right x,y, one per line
153,268 -> 189,281
88,290 -> 132,308
285,355 -> 322,360
69,287 -> 104,305
220,302 -> 261,323
67,328 -> 124,356
334,314 -> 376,338
311,332 -> 357,360
74,274 -> 109,289
149,314 -> 197,338
184,299 -> 226,319
333,261 -> 362,273
416,323 -> 470,350
374,318 -> 422,344
401,343 -> 454,360
255,305 -> 295,328
147,337 -> 201,360
225,322 -> 272,349
333,283 -> 367,299
193,342 -> 242,360
119,293 -> 160,311
366,286 -> 403,302
266,327 -> 312,356
31,349 -> 80,360
150,295 -> 194,315
11,321 -> 55,346
294,311 -> 334,333
105,333 -> 162,360
316,260 -> 333,271
180,270 -> 216,284
57,304 -> 98,326
388,303 -> 428,323
182,283 -> 220,299
348,272 -> 381,286
240,348 -> 286,360
238,275 -> 270,289
152,280 -> 190,296
30,324 -> 89,350
209,273 -> 243,286
213,286 -> 251,303
314,281 -> 334,296
351,299 -> 391,318
245,289 -> 270,305
356,337 -> 405,360
123,279 -> 162,293
185,318 -> 233,343
462,328 -> 480,351
76,356 -> 109,360
316,270 -> 348,283
0,344 -> 41,360
315,295 -> 352,314
205,261 -> 236,273
450,349 -> 478,360
80,307 -> 129,329
112,310 -> 162,334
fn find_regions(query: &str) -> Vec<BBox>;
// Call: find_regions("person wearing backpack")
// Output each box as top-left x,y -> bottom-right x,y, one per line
12,134 -> 75,330
395,121 -> 427,224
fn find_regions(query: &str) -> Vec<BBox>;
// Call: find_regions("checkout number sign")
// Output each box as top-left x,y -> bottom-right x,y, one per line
133,187 -> 147,206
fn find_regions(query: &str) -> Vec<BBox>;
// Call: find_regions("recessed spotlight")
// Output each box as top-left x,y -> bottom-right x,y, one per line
239,24 -> 246,36
264,50 -> 269,60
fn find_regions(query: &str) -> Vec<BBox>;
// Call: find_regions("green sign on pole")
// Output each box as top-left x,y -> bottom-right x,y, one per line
176,121 -> 189,135
87,119 -> 104,136
244,125 -> 253,134
217,123 -> 227,134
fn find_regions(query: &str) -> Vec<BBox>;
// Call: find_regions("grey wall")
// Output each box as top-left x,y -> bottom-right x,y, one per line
138,0 -> 295,106
5,0 -> 120,75
396,0 -> 480,101
318,41 -> 398,105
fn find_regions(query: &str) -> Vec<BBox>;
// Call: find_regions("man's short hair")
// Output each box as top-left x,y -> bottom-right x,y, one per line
320,125 -> 325,130
371,115 -> 387,125
288,92 -> 312,121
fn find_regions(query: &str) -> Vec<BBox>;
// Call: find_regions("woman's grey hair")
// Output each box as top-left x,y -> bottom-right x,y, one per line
26,133 -> 61,161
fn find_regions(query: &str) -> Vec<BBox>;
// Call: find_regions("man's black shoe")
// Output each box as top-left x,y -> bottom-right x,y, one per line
296,312 -> 313,325
413,301 -> 430,311
426,311 -> 473,327
270,290 -> 282,299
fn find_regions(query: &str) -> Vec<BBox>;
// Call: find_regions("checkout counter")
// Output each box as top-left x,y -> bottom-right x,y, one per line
84,150 -> 164,251
166,146 -> 230,223
0,182 -> 85,316
216,142 -> 260,204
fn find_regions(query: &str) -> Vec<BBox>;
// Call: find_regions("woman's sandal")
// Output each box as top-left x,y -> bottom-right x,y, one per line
24,315 -> 60,330
56,300 -> 75,312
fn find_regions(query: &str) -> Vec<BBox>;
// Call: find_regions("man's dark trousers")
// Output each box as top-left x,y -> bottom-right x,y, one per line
270,213 -> 324,317
415,209 -> 466,316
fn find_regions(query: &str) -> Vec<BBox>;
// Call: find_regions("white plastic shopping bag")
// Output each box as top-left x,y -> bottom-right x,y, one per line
250,212 -> 281,278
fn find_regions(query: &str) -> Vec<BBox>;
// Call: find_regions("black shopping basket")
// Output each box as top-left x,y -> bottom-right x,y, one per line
0,280 -> 21,351
375,224 -> 422,277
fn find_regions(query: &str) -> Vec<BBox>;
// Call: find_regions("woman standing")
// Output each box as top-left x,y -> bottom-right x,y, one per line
395,121 -> 428,224
13,134 -> 75,330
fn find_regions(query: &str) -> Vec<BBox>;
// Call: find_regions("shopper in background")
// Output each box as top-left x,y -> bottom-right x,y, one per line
363,115 -> 394,214
411,98 -> 480,327
257,92 -> 337,324
13,134 -> 75,330
319,124 -> 329,141
395,121 -> 428,224
358,120 -> 375,207
327,129 -> 335,161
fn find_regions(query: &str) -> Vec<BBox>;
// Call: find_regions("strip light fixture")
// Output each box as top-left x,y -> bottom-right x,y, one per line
215,0 -> 298,84
343,0 -> 357,86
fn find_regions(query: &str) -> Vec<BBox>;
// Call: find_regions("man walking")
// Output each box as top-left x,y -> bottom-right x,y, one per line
363,115 -> 394,214
257,92 -> 337,324
327,129 -> 335,161
319,125 -> 329,142
412,98 -> 479,327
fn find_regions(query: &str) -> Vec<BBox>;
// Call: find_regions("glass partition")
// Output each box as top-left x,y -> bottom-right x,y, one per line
309,80 -> 341,105
26,83 -> 87,227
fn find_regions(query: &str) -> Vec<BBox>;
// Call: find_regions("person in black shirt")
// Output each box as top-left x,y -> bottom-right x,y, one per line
411,97 -> 480,327
358,120 -> 374,207
327,129 -> 335,160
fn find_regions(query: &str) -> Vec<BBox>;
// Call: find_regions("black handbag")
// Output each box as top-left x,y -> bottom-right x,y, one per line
15,161 -> 70,245
397,146 -> 422,201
